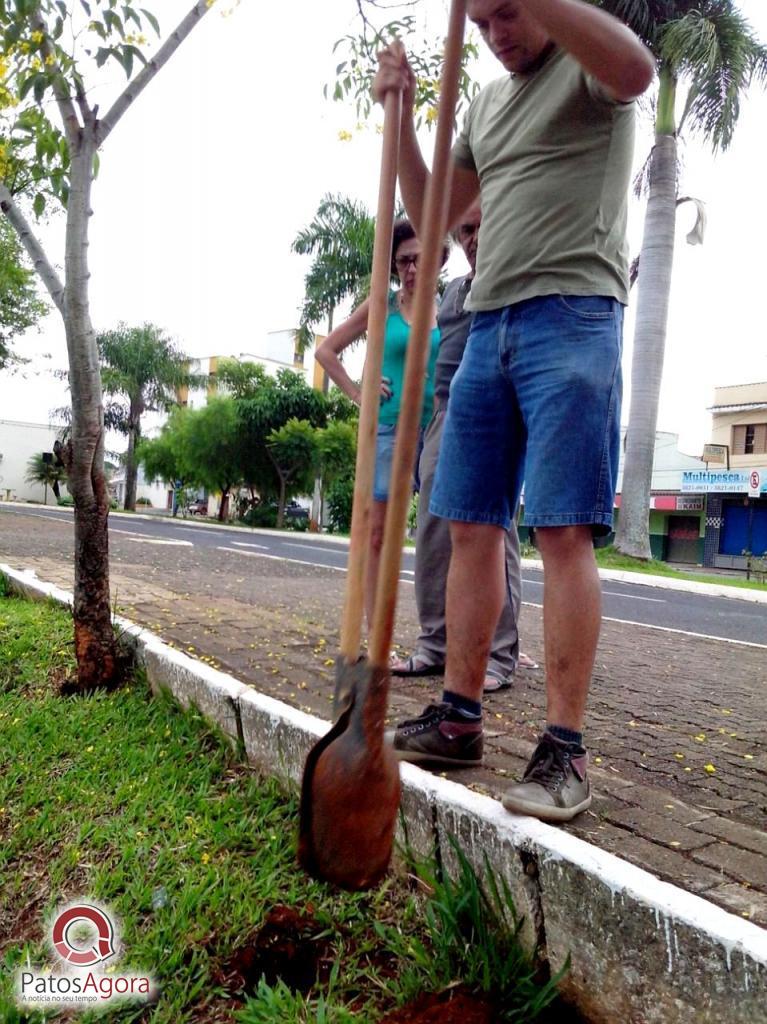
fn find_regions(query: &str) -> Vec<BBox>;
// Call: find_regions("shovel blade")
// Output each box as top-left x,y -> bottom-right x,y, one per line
298,659 -> 400,890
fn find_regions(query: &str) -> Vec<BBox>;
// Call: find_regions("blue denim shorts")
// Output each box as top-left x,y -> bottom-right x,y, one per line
430,295 -> 623,534
374,423 -> 425,503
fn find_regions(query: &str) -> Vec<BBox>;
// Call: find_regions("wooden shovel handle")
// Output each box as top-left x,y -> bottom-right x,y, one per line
340,90 -> 402,660
369,0 -> 467,667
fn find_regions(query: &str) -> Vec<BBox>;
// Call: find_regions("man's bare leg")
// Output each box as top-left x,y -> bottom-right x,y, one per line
443,521 -> 506,701
501,524 -> 599,821
535,524 -> 601,731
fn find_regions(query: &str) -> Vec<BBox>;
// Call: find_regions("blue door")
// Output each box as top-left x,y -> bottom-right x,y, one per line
720,504 -> 750,556
752,505 -> 767,556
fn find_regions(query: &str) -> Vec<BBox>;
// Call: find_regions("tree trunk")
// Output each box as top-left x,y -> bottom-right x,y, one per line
63,140 -> 118,691
124,402 -> 141,511
218,487 -> 229,522
276,477 -> 287,529
616,70 -> 678,560
52,480 -> 61,501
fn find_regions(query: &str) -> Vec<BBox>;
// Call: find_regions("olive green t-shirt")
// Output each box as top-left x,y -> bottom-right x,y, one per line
453,47 -> 635,310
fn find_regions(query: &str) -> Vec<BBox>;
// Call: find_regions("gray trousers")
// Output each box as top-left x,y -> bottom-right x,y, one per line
414,408 -> 521,677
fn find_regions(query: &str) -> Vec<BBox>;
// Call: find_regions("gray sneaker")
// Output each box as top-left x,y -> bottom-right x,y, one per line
502,732 -> 591,822
387,703 -> 483,767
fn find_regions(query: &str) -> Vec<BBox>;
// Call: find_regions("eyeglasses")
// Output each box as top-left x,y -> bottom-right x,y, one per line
394,254 -> 420,270
458,222 -> 480,239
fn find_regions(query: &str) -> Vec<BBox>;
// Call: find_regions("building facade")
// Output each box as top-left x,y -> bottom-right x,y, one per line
615,431 -> 708,563
690,383 -> 767,568
0,418 -> 66,504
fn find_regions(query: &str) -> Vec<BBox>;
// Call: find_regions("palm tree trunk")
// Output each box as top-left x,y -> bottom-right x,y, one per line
124,406 -> 141,511
616,69 -> 678,560
63,141 -> 118,691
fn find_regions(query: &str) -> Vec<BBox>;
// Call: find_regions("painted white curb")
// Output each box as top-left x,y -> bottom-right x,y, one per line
2,562 -> 765,1023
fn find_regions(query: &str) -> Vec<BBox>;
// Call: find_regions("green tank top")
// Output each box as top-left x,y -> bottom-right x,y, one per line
379,296 -> 441,428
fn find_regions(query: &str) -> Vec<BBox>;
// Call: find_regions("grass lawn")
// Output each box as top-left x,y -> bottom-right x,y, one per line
0,584 -> 566,1024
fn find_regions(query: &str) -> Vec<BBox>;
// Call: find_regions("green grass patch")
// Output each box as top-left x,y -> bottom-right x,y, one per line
0,590 -> 566,1024
593,545 -> 767,591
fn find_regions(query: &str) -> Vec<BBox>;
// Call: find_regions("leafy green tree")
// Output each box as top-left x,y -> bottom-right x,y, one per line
214,357 -> 270,400
316,419 -> 357,526
0,1 -> 219,691
25,450 -> 66,503
598,0 -> 766,557
326,387 -> 359,424
328,11 -> 480,128
181,397 -> 242,522
137,408 -> 195,516
97,322 -> 204,512
237,368 -> 328,502
267,418 -> 319,528
0,218 -> 46,370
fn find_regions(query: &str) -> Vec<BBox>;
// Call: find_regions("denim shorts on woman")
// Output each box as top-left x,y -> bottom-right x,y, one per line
430,294 -> 623,534
374,422 -> 425,503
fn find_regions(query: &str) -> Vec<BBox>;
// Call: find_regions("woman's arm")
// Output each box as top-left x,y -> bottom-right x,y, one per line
314,300 -> 371,404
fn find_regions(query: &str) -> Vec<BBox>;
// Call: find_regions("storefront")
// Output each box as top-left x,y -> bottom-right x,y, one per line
647,495 -> 706,563
682,467 -> 767,569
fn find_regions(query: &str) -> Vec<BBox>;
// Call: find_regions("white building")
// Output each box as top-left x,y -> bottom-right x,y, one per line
110,463 -> 171,511
182,330 -> 318,410
0,418 -> 66,504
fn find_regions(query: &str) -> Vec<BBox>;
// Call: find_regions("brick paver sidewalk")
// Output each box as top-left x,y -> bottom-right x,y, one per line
2,511 -> 766,928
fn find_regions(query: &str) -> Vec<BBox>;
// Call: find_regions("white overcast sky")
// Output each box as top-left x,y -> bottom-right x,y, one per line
0,0 -> 765,457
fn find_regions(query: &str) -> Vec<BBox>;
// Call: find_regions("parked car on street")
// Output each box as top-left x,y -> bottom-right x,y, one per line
185,498 -> 209,516
283,500 -> 309,521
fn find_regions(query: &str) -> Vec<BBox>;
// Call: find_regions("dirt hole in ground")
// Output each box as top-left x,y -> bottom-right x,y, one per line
219,904 -> 331,997
379,984 -> 496,1023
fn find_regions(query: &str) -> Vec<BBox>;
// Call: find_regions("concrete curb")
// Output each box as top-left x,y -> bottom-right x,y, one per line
2,562 -> 766,1023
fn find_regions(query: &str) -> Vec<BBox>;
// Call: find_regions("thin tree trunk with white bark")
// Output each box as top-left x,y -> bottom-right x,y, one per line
62,140 -> 118,691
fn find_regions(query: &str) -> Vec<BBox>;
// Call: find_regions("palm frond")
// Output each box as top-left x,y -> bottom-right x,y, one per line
662,5 -> 767,150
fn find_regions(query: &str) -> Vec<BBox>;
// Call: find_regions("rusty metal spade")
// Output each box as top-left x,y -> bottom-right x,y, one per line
298,0 -> 467,891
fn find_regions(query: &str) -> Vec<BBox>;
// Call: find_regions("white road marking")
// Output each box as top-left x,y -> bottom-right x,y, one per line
127,537 -> 193,547
284,542 -> 346,555
230,541 -> 270,550
215,546 -> 414,583
520,601 -> 767,650
216,546 -> 345,572
523,577 -> 664,602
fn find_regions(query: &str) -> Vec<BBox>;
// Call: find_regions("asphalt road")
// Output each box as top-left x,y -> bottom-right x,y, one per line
3,504 -> 766,646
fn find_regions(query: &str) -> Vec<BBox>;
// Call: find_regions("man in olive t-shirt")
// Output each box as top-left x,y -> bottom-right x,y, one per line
374,0 -> 654,822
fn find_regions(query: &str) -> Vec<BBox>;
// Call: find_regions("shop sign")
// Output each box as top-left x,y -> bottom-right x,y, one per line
676,496 -> 703,511
681,468 -> 767,495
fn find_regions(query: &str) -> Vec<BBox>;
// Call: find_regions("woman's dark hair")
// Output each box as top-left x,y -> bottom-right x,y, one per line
391,218 -> 451,277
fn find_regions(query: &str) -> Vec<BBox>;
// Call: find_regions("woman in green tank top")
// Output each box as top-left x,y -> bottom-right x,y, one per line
315,219 -> 443,627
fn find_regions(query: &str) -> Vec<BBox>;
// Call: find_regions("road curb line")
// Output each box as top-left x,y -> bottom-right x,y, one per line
2,562 -> 765,1023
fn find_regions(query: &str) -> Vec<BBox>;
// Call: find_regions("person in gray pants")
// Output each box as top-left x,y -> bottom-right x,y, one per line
391,200 -> 536,691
